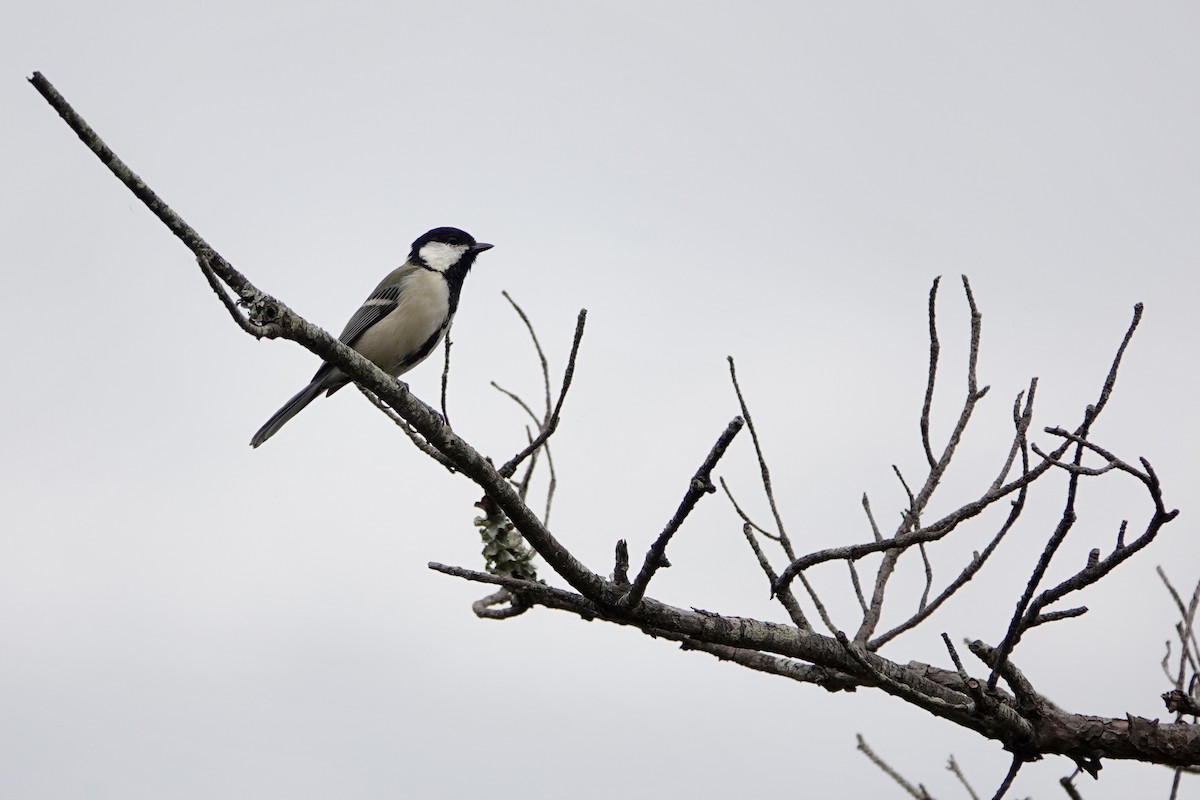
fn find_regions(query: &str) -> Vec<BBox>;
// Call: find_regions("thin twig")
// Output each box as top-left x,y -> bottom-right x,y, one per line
856,277 -> 988,642
440,330 -> 453,428
197,253 -> 262,335
472,589 -> 529,619
920,276 -> 942,471
795,572 -> 840,636
778,458 -> 1039,592
872,485 -> 1025,647
942,633 -> 969,683
515,426 -> 538,503
612,540 -> 630,588
989,755 -> 1023,800
727,357 -> 798,560
1058,769 -> 1084,800
968,640 -> 1049,712
1028,607 -> 1089,629
619,418 -> 744,610
357,386 -> 457,470
918,542 -> 934,612
721,477 -> 783,542
678,637 -> 860,691
987,436 -> 1084,691
849,561 -> 869,614
856,734 -> 936,799
740,524 -> 811,630
497,309 -> 587,479
501,290 -> 552,423
866,384 -> 1037,649
894,464 -> 918,528
491,381 -> 542,425
989,453 -> 1177,690
863,493 -> 884,543
541,439 -> 559,527
490,380 -> 559,524
990,380 -> 1037,493
723,478 -> 809,628
947,755 -> 981,800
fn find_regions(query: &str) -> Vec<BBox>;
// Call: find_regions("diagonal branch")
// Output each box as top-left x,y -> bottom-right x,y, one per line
502,290 -> 553,421
618,417 -> 744,609
29,71 -> 610,604
727,356 -> 799,560
870,384 -> 1036,649
855,276 -> 988,643
857,734 -> 937,799
920,276 -> 942,470
497,309 -> 587,480
721,478 -> 810,629
985,304 -> 1159,688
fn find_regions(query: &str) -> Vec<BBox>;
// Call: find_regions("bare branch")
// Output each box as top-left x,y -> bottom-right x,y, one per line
849,561 -> 869,614
196,253 -> 264,336
1029,607 -> 1089,629
920,276 -> 942,471
856,277 -> 989,642
777,458 -> 1042,596
440,331 -> 453,428
796,573 -> 841,636
612,540 -> 630,588
863,493 -> 884,542
31,72 -> 611,603
472,589 -> 529,619
619,417 -> 744,610
497,309 -> 587,480
515,426 -> 539,504
871,470 -> 1030,649
941,633 -> 969,684
989,755 -> 1023,800
918,542 -> 934,612
434,561 -> 1200,767
894,464 -> 918,526
723,477 -> 809,629
870,383 -> 1037,648
969,640 -> 1051,713
1058,770 -> 1085,800
991,380 -> 1037,493
740,523 -> 811,629
857,734 -> 937,799
678,638 -> 859,691
1162,690 -> 1200,717
720,477 -> 782,542
989,457 -> 1178,689
41,68 -> 1198,786
501,290 -> 553,422
356,386 -> 457,470
947,755 -> 981,800
727,356 -> 798,559
491,381 -> 541,425
986,451 -> 1083,692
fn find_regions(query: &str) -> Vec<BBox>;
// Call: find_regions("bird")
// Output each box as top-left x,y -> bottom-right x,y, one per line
250,226 -> 493,447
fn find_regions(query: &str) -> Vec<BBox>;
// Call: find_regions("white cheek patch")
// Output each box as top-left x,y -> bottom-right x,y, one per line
419,242 -> 470,272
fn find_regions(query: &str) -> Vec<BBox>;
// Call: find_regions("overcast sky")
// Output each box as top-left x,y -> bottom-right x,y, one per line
3,3 -> 1198,798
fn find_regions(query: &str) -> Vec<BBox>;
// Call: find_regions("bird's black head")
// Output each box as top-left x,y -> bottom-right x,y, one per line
410,227 -> 494,273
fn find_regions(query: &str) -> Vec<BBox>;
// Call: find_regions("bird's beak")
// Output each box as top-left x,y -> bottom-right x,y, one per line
471,242 -> 494,253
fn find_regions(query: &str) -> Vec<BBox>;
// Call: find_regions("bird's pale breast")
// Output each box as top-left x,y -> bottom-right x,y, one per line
353,268 -> 451,376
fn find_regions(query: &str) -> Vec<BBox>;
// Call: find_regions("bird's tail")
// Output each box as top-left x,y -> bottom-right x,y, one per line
250,381 -> 325,448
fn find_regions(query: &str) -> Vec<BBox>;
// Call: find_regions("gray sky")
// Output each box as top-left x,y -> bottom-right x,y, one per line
3,3 -> 1198,797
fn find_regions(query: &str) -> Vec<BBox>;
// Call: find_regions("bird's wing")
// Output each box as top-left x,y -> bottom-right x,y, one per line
336,264 -> 415,346
309,264 -> 413,386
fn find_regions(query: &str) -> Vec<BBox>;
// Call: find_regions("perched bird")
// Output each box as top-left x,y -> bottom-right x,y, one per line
250,226 -> 493,447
